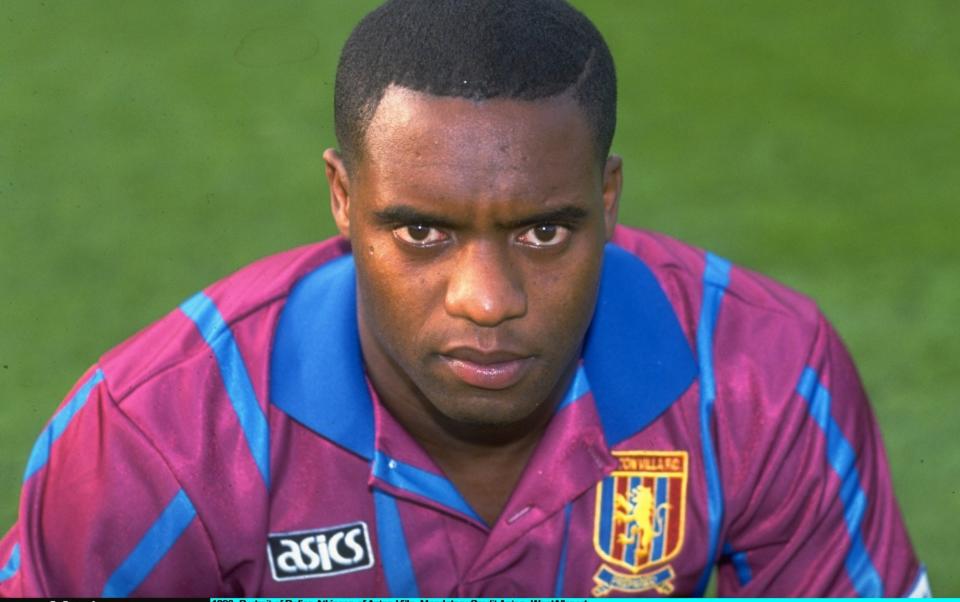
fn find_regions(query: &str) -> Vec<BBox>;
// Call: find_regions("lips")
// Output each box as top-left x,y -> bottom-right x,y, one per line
439,347 -> 534,390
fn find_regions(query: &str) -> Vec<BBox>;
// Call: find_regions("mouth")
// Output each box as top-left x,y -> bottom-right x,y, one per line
438,348 -> 534,390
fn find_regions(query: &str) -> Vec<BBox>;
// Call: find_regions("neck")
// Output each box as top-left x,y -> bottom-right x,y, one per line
359,319 -> 577,525
372,369 -> 570,526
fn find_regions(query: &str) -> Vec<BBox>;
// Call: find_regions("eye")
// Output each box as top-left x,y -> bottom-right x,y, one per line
516,224 -> 571,248
392,225 -> 448,246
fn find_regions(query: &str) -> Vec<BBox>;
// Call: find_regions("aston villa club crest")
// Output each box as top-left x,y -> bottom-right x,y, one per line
592,450 -> 688,596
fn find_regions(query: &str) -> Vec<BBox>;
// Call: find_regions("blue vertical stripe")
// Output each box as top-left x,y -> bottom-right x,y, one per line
0,544 -> 20,583
623,476 -> 640,566
180,291 -> 270,487
693,252 -> 731,597
598,476 -> 615,554
101,489 -> 197,597
651,476 -> 668,561
796,367 -> 884,597
23,369 -> 104,481
373,489 -> 420,597
553,502 -> 573,596
723,541 -> 753,587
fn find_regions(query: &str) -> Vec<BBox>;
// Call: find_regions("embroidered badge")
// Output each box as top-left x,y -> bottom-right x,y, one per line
267,521 -> 374,581
592,450 -> 688,596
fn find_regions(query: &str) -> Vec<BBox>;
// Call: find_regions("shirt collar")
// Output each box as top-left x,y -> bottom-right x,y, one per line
583,244 -> 697,445
269,243 -> 697,459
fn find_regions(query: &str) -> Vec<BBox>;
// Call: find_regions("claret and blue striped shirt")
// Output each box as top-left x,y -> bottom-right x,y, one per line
0,226 -> 927,597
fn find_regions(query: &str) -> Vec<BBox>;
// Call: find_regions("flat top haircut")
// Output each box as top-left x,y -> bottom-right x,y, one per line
334,0 -> 617,169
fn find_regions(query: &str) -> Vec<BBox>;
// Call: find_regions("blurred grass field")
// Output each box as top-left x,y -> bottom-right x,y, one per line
1,0 -> 957,594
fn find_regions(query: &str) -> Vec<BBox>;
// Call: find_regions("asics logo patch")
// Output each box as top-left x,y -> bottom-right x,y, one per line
267,521 -> 374,581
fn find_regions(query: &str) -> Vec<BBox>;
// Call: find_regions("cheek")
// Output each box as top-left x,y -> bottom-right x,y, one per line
355,243 -> 444,341
526,251 -> 603,341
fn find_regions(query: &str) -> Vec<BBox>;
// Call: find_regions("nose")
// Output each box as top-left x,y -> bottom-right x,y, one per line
444,241 -> 527,327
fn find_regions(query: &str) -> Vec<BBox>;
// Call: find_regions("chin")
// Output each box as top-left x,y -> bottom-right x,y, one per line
433,391 -> 543,428
444,409 -> 524,428
413,361 -> 567,431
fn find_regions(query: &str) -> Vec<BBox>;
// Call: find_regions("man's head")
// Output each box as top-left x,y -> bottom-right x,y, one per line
334,0 -> 617,169
323,0 -> 622,439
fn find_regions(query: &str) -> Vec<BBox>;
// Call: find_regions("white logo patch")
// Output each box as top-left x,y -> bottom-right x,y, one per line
267,521 -> 374,581
907,568 -> 932,598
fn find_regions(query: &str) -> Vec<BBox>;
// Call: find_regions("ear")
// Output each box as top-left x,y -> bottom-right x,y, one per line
601,154 -> 622,240
323,148 -> 352,240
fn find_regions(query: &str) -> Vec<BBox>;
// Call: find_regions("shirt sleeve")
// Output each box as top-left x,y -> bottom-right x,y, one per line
716,314 -> 928,597
0,365 -> 222,596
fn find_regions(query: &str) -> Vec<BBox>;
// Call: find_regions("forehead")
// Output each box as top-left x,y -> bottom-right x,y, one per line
358,86 -> 599,208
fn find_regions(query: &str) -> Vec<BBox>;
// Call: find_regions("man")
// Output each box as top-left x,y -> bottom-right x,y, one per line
0,0 -> 928,596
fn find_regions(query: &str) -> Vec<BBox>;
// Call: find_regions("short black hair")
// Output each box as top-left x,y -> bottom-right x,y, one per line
334,0 -> 617,168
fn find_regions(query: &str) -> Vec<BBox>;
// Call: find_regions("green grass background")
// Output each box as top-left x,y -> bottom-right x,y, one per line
1,0 -> 957,594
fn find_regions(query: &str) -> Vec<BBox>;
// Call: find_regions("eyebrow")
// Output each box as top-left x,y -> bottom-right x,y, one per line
372,204 -> 590,230
500,205 -> 590,229
372,205 -> 460,229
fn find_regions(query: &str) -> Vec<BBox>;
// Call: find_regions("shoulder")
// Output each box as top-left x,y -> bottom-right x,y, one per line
610,224 -> 834,427
610,224 -> 823,345
97,236 -> 353,405
84,236 -> 354,533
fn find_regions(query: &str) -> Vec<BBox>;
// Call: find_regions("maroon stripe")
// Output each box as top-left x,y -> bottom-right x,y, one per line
611,476 -> 629,560
667,476 -> 682,553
